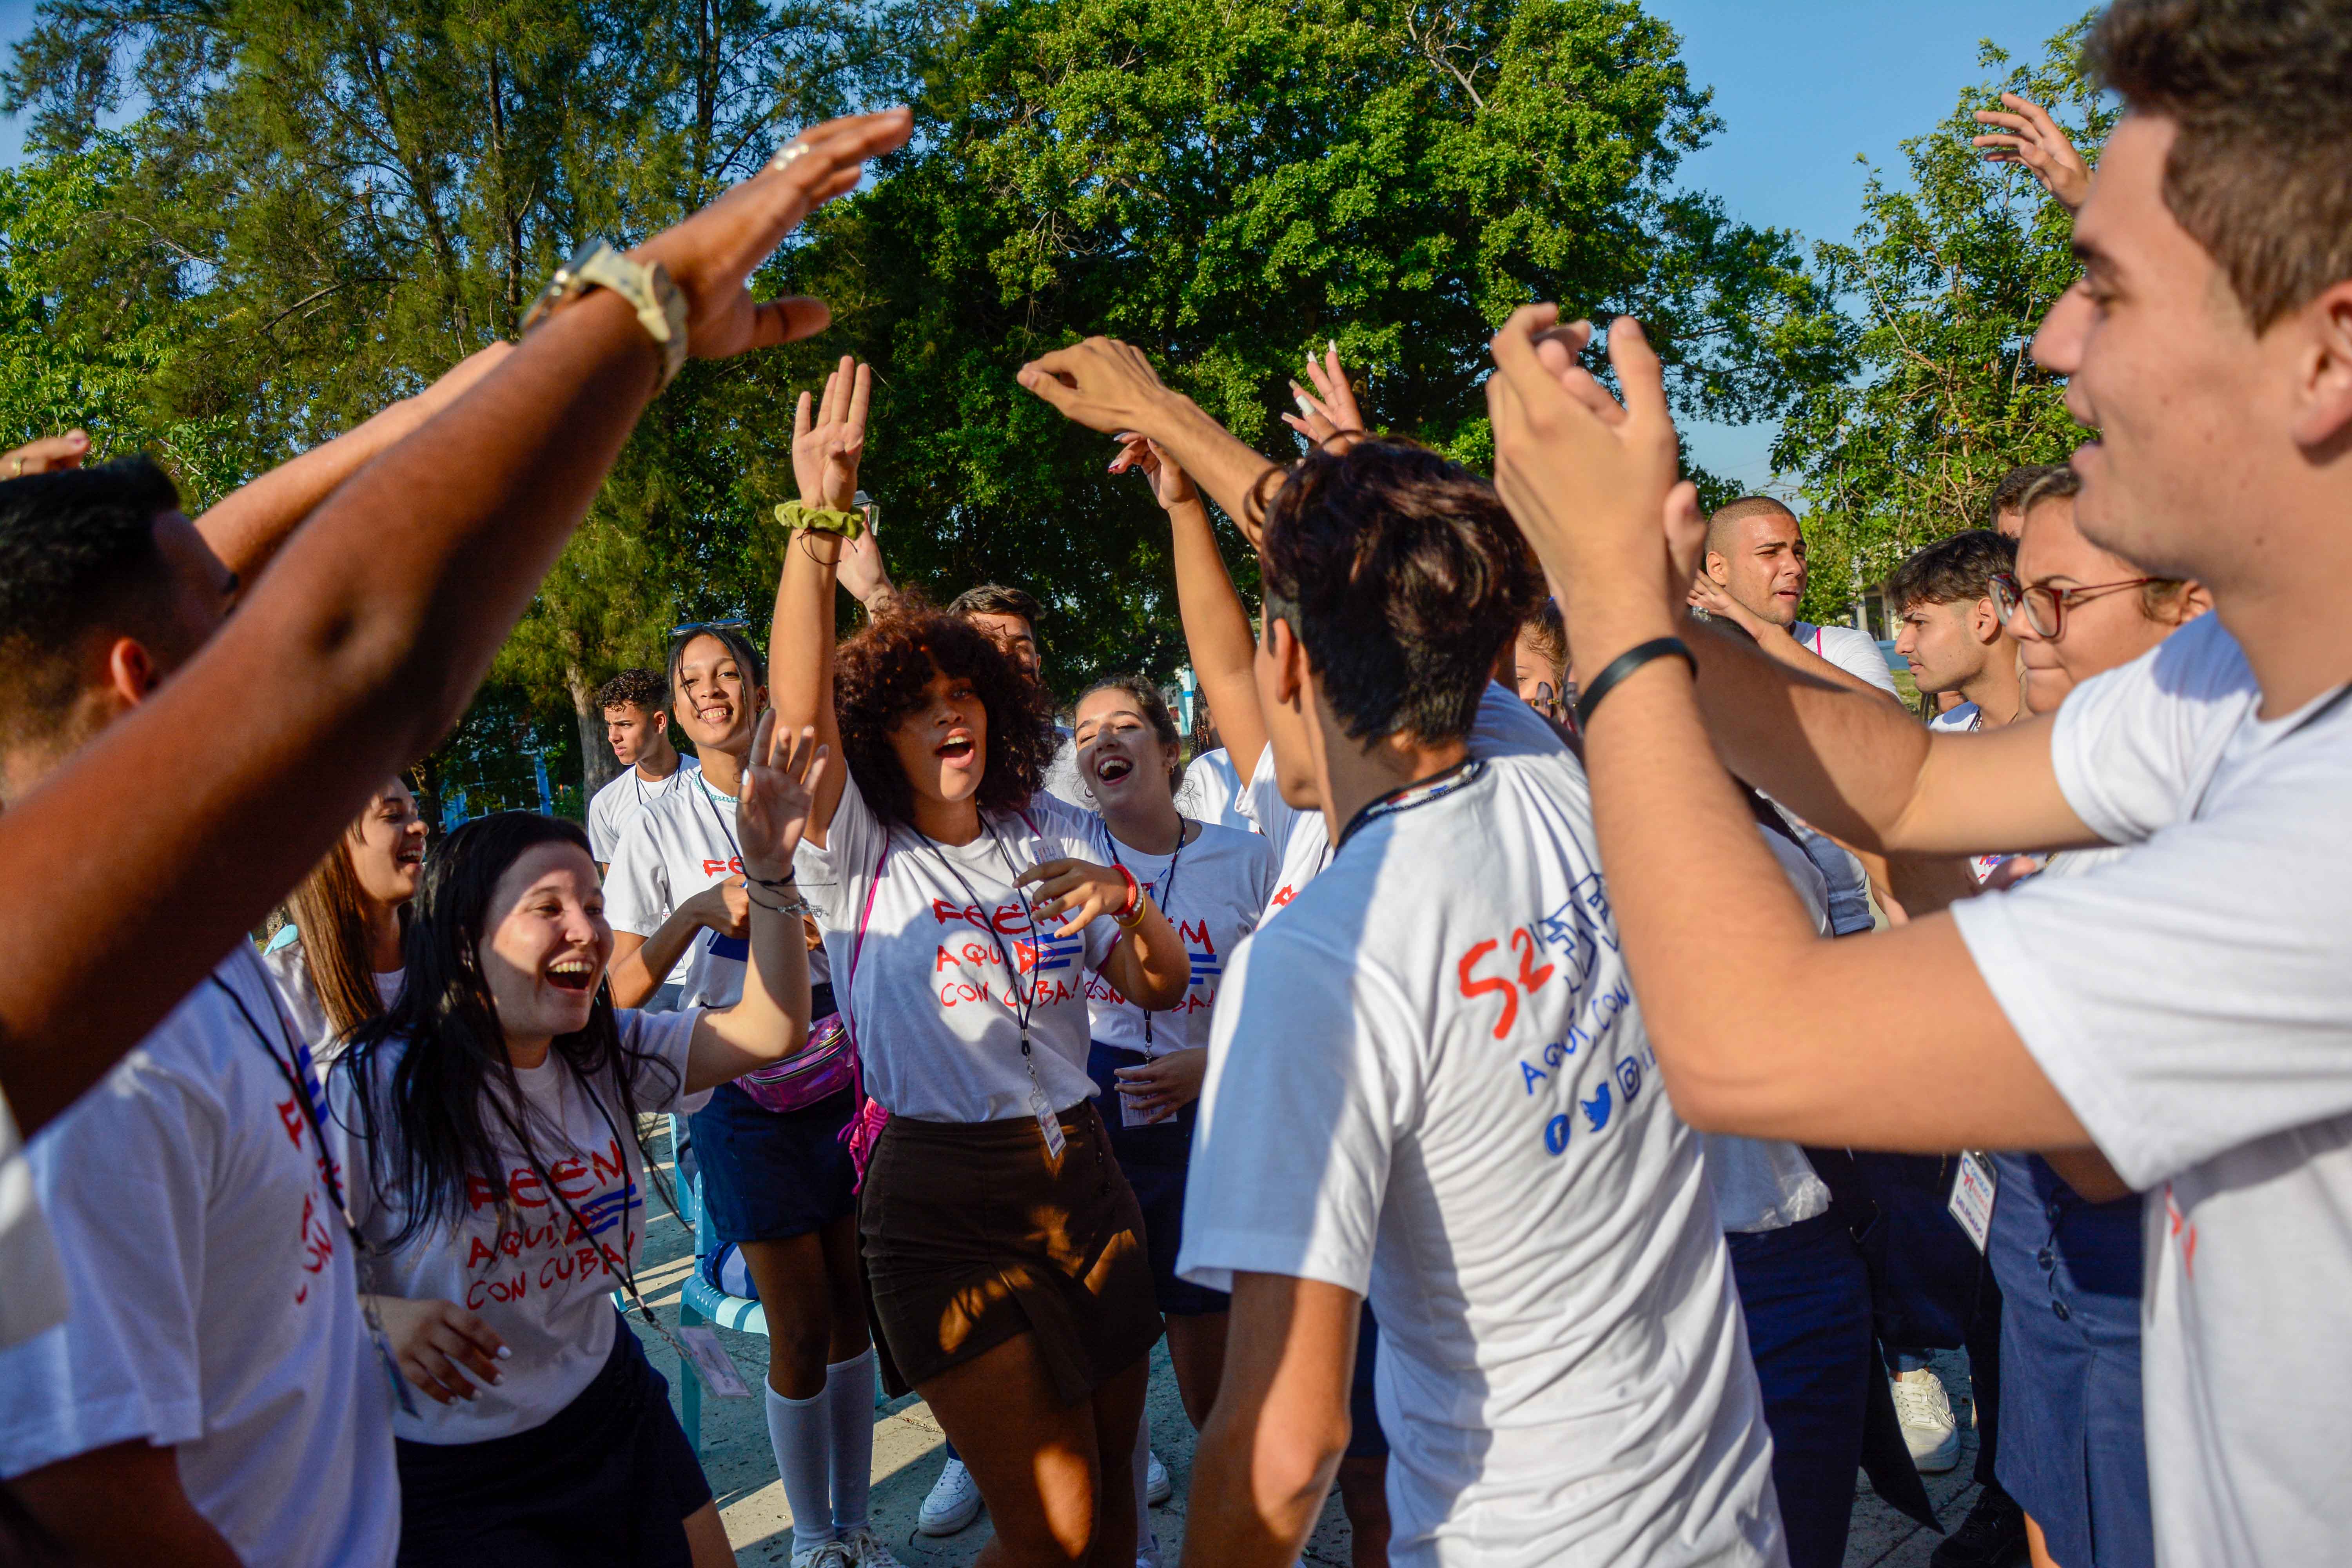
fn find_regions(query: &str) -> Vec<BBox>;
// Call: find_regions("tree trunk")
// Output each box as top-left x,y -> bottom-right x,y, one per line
568,657 -> 615,805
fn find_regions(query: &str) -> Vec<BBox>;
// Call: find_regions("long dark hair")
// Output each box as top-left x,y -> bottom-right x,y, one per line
333,813 -> 677,1252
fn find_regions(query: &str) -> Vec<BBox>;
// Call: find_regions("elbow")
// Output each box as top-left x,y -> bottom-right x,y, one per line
1135,968 -> 1187,1011
1646,1018 -> 1762,1136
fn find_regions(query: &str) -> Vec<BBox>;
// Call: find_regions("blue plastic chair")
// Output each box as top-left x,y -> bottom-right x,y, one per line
652,1113 -> 771,1458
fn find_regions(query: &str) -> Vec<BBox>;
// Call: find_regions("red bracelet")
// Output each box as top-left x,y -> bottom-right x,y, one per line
1113,865 -> 1143,927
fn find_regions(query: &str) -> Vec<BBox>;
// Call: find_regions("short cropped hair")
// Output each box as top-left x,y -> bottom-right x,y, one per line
946,584 -> 1042,627
2089,0 -> 2352,332
1988,463 -> 2066,527
1885,530 -> 2018,611
593,668 -> 668,715
1256,438 -> 1542,745
0,457 -> 184,744
1705,495 -> 1797,563
833,592 -> 1057,828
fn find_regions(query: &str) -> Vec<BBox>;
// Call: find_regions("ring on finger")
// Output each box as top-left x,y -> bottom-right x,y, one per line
769,140 -> 813,173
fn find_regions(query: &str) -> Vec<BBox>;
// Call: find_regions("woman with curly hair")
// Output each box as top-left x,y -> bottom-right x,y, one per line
772,359 -> 1190,1568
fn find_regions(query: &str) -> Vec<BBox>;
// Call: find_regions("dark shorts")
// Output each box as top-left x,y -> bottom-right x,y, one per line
688,1081 -> 860,1245
1988,1154 -> 2153,1568
1728,1212 -> 1875,1568
862,1100 -> 1164,1406
394,1316 -> 710,1568
1087,1041 -> 1230,1318
1348,1301 -> 1390,1459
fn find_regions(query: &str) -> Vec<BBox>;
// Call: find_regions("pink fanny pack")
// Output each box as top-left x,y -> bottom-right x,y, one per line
733,1011 -> 856,1114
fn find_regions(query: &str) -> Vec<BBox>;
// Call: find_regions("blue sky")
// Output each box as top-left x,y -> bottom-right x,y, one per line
0,0 -> 2083,482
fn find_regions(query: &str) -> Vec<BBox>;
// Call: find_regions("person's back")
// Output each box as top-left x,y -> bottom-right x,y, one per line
1191,736 -> 1777,1564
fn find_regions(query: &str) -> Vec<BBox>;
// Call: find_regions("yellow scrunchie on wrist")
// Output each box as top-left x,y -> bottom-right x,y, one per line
773,499 -> 865,540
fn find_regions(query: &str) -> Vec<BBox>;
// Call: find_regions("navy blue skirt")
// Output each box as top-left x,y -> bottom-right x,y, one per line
1087,1041 -> 1229,1318
689,1080 -> 860,1245
1987,1153 -> 2152,1568
394,1316 -> 710,1567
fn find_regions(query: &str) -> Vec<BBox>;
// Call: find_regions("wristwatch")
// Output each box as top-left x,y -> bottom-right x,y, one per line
521,240 -> 690,389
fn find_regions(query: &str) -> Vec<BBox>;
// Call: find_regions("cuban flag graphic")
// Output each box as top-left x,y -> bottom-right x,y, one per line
1186,947 -> 1222,984
1018,932 -> 1085,974
578,1182 -> 645,1238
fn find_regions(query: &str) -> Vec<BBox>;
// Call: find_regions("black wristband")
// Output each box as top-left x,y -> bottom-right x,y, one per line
1575,636 -> 1697,730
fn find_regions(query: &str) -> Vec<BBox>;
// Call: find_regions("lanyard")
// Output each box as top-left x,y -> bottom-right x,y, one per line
481,1060 -> 652,1321
694,773 -> 745,869
1102,818 -> 1189,1047
1334,759 -> 1485,854
211,949 -> 419,1416
918,818 -> 1041,1052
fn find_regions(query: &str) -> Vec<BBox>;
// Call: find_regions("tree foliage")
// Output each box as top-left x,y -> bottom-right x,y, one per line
1771,13 -> 2111,622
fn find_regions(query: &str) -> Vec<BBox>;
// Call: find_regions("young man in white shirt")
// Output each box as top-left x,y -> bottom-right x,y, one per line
586,666 -> 700,871
1483,1 -> 2352,1559
0,112 -> 916,1561
1018,346 -> 1784,1567
1890,531 -> 2022,737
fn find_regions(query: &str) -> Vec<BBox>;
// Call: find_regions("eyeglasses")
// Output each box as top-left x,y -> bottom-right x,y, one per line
670,618 -> 750,637
1989,572 -> 2159,640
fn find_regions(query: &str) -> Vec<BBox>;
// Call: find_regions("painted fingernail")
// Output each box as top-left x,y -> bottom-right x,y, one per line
497,1346 -> 513,1359
1328,339 -> 1339,357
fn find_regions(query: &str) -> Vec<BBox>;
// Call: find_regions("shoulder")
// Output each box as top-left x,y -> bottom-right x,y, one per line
1190,818 -> 1273,863
1469,679 -> 1570,758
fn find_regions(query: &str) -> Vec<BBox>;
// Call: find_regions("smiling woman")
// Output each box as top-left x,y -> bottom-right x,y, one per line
318,709 -> 824,1568
262,777 -> 428,1052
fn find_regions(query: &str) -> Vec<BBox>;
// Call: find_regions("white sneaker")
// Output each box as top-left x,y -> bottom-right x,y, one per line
917,1457 -> 983,1535
791,1543 -> 855,1568
1145,1447 -> 1172,1505
837,1526 -> 907,1568
1891,1367 -> 1961,1474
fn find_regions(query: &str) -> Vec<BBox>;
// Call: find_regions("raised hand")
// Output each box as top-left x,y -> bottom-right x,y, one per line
1,430 -> 90,479
1487,307 -> 1697,677
1016,337 -> 1179,435
1970,93 -> 2092,212
791,355 -> 872,511
632,109 -> 912,364
1109,431 -> 1198,511
837,506 -> 895,610
1280,341 -> 1369,452
737,710 -> 829,882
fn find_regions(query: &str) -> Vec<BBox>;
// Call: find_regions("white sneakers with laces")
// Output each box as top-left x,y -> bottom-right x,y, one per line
917,1456 -> 983,1535
838,1526 -> 907,1567
791,1543 -> 855,1568
1145,1448 -> 1172,1505
1892,1366 -> 1961,1474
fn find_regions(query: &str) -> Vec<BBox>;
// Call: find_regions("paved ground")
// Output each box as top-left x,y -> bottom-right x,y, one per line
627,1124 -> 1989,1566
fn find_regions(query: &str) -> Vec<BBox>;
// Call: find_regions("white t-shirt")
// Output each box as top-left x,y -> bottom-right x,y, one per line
1239,682 -> 1564,921
1181,748 -> 1780,1568
0,1089 -> 67,1352
1078,818 -> 1275,1057
1922,705 -> 2016,883
1172,747 -> 1253,831
1041,728 -> 1091,813
797,770 -> 1122,1122
0,950 -> 399,1568
606,769 -> 826,1000
1791,619 -> 1902,697
587,753 -> 702,863
323,1008 -> 698,1442
1949,612 -> 2352,1568
1704,822 -> 1835,1235
260,929 -> 403,1054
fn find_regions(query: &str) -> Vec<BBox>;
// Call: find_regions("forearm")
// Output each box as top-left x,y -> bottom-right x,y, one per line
1166,495 -> 1268,777
1104,901 -> 1188,1010
769,534 -> 845,838
194,401 -> 421,584
610,914 -> 703,1009
0,292 -> 660,1132
693,900 -> 810,1090
1181,1274 -> 1354,1568
1138,396 -> 1283,548
9,1441 -> 244,1568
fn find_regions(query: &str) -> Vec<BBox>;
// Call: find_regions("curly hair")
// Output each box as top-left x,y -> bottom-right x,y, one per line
833,592 -> 1058,828
593,668 -> 668,715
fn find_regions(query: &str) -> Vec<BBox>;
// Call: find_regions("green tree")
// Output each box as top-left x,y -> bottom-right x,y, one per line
1771,13 -> 2112,624
784,0 -> 1825,690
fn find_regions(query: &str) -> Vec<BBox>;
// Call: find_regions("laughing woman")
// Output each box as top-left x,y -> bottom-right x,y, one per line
324,716 -> 828,1568
772,360 -> 1191,1568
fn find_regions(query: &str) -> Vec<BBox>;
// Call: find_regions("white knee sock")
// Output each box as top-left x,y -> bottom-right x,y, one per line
1134,1405 -> 1160,1568
824,1349 -> 877,1535
766,1383 -> 837,1552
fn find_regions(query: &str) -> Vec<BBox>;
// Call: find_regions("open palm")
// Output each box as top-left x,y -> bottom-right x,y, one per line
736,711 -> 829,882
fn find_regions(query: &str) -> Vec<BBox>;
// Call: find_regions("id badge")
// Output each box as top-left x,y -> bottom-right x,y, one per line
363,1310 -> 420,1418
1030,1083 -> 1068,1170
1948,1151 -> 1997,1254
675,1325 -> 754,1399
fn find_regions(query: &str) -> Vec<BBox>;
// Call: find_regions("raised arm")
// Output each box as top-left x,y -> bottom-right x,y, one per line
1110,433 -> 1270,782
1483,305 -> 2090,1154
1018,337 -> 1284,546
0,107 -> 913,1135
688,713 -> 824,1089
767,356 -> 869,844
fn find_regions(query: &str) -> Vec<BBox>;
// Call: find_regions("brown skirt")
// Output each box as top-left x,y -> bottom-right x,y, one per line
860,1098 -> 1163,1406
